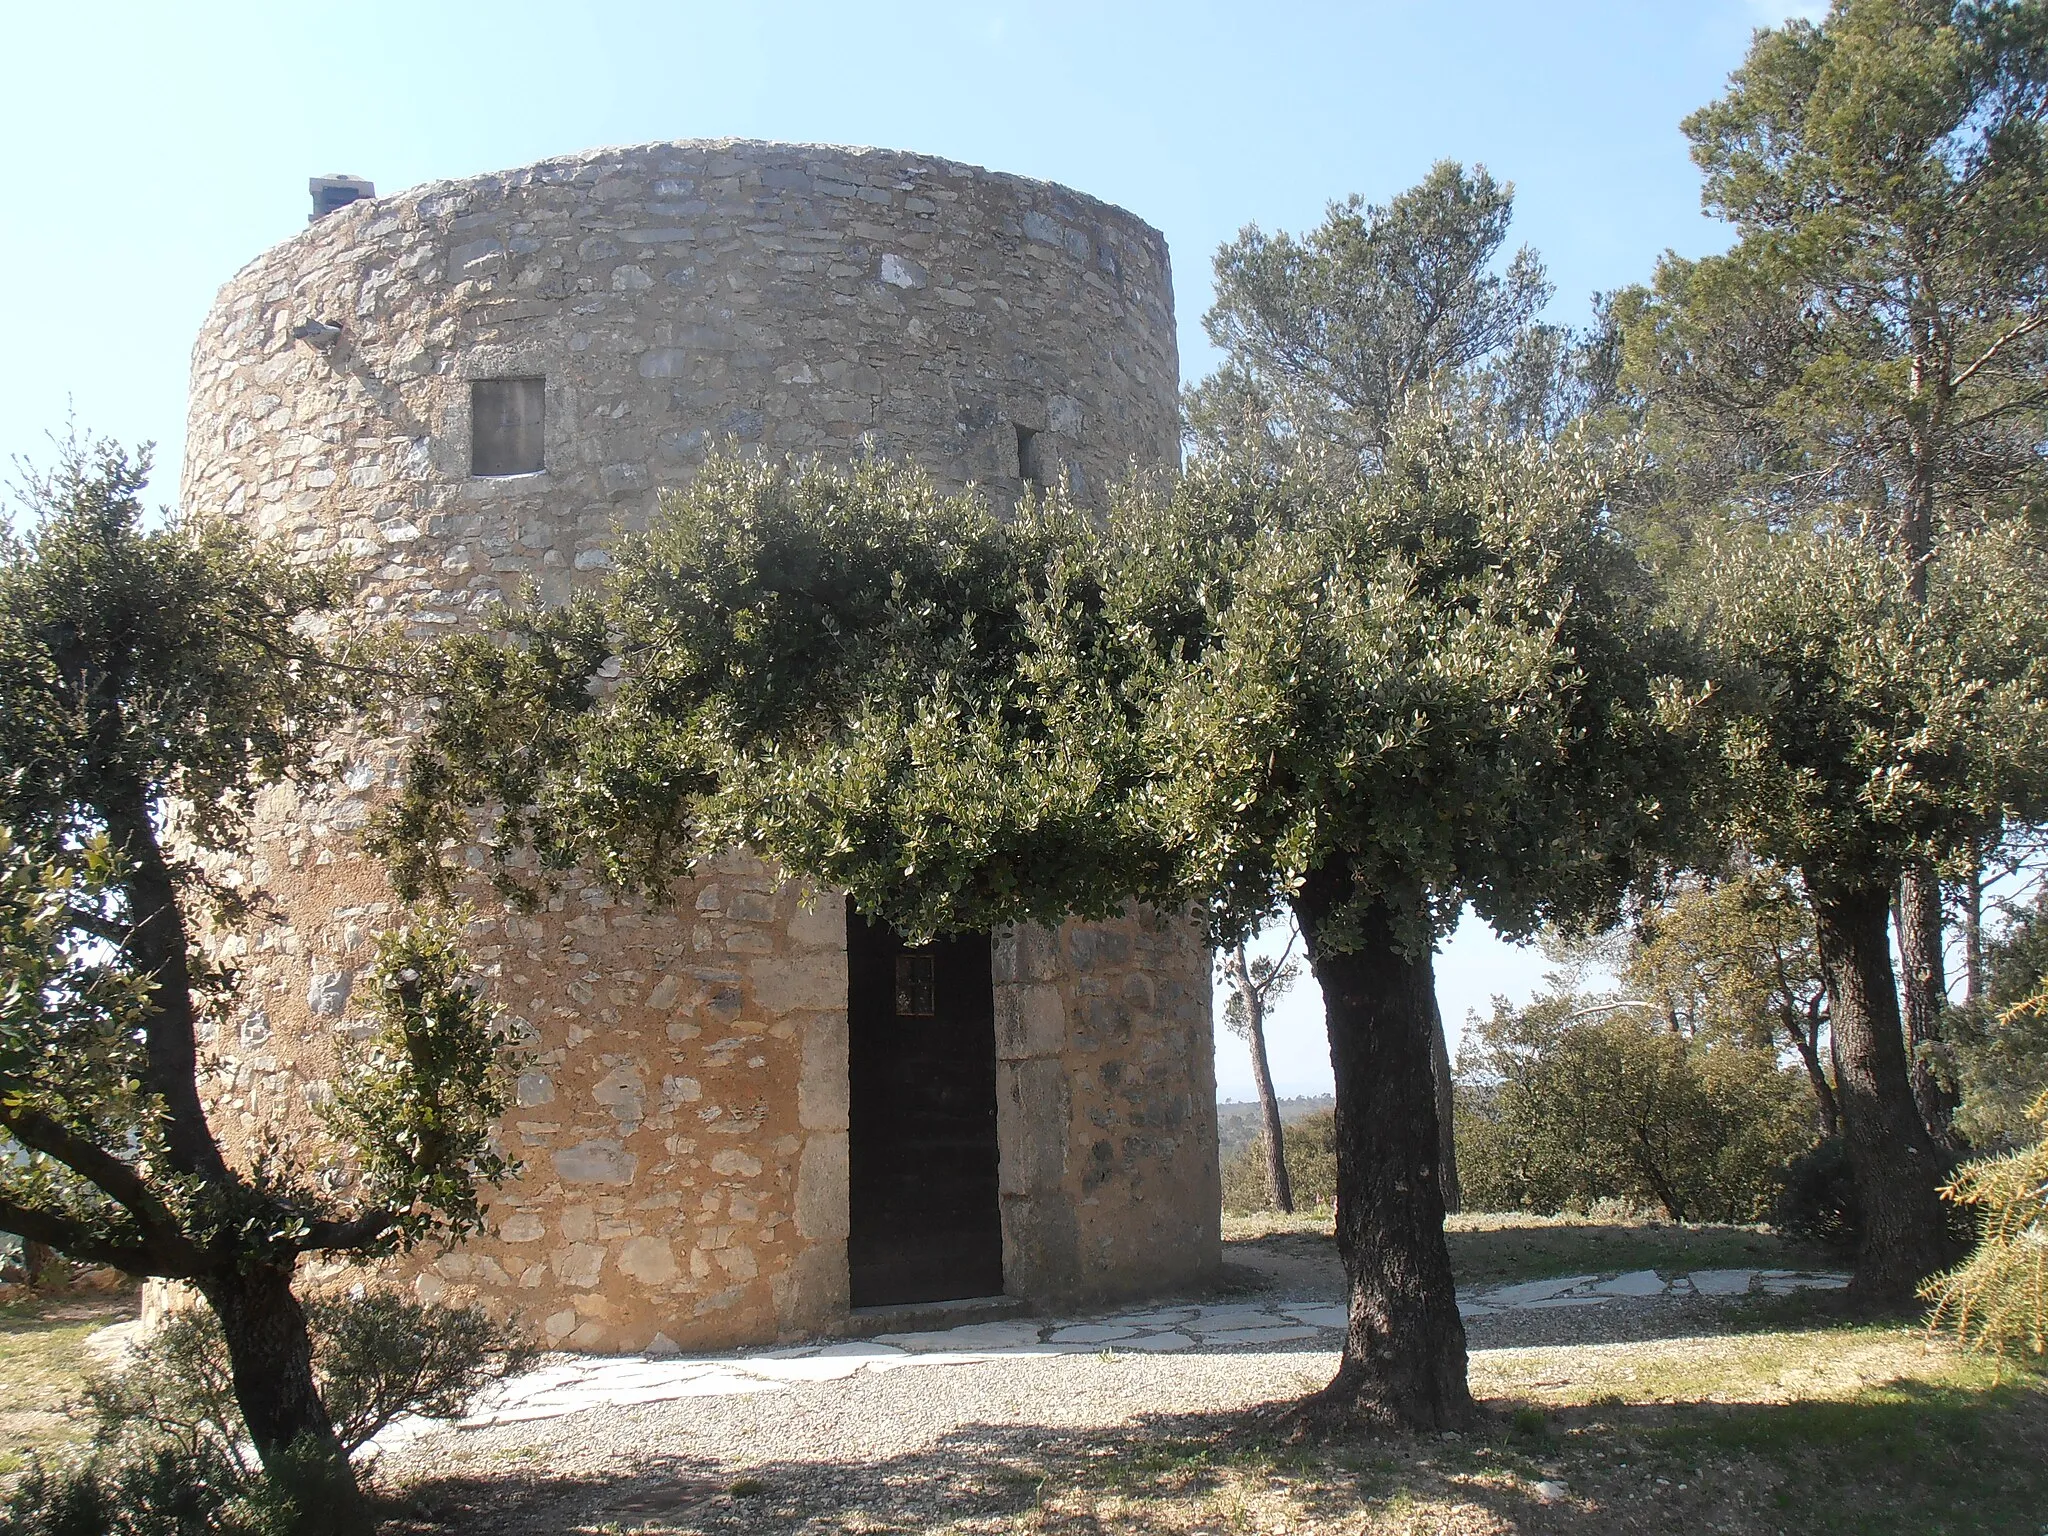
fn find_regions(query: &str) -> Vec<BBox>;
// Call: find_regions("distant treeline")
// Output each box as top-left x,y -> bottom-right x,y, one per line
1216,1095 -> 1334,1159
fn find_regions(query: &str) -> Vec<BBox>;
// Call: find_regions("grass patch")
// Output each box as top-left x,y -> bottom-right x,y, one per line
1220,1208 -> 1335,1243
1474,1321 -> 1980,1407
1015,1325 -> 2047,1536
1645,1378 -> 2048,1535
1223,1207 -> 1842,1290
0,1292 -> 134,1479
1447,1211 -> 1839,1288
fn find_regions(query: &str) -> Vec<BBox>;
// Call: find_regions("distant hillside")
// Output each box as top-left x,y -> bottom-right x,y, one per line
1216,1095 -> 1334,1159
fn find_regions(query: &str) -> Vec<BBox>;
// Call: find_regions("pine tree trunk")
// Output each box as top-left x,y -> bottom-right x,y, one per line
1811,881 -> 1964,1303
1292,871 -> 1472,1430
1896,861 -> 1961,1150
1429,992 -> 1461,1215
198,1264 -> 367,1531
1963,846 -> 1985,1005
1243,998 -> 1295,1214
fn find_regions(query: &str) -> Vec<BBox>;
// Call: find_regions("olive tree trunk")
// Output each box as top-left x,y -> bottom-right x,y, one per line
198,1264 -> 366,1529
1811,881 -> 1964,1303
1896,861 -> 1961,1150
1292,871 -> 1472,1430
1429,993 -> 1461,1215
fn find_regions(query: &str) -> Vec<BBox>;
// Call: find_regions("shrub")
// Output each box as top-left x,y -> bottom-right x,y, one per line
86,1289 -> 533,1468
1772,1136 -> 1861,1252
0,1442 -> 254,1536
1,1290 -> 534,1535
0,1436 -> 368,1536
1936,888 -> 2048,1150
1454,996 -> 1813,1222
306,1290 -> 537,1454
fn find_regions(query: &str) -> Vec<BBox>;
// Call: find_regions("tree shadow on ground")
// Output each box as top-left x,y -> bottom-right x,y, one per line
1439,1220 -> 1840,1289
378,1404 -> 1545,1536
376,1369 -> 2048,1535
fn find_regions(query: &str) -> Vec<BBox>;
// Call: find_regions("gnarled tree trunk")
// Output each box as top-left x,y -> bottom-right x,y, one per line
199,1263 -> 366,1530
1784,1003 -> 1841,1141
1293,870 -> 1471,1430
1811,880 -> 1964,1303
1896,861 -> 1961,1150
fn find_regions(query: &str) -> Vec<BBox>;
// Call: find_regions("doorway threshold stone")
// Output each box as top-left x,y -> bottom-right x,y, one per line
841,1293 -> 1033,1338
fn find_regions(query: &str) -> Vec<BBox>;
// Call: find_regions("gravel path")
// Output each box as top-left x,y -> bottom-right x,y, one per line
377,1256 -> 1846,1530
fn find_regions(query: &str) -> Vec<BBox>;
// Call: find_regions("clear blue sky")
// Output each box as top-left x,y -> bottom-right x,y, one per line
0,0 -> 1820,1098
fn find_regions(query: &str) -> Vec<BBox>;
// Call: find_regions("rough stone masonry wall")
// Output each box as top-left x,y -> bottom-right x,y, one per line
175,141 -> 1217,1352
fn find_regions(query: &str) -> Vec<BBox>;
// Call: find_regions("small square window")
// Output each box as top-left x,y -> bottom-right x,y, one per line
471,378 -> 545,476
1016,424 -> 1046,490
894,953 -> 936,1018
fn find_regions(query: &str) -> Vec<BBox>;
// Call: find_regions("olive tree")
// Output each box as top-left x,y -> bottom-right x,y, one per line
0,438 -> 513,1527
377,419 -> 1689,1431
1133,424 -> 1691,1424
1683,518 -> 2048,1297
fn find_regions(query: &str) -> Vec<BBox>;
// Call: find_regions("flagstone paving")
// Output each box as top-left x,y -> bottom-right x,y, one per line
371,1264 -> 1846,1451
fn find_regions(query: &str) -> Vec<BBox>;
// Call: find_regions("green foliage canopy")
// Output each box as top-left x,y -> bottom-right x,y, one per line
377,451 -> 1171,941
1145,418 -> 1694,955
1687,521 -> 2048,890
1187,160 -> 1571,461
384,418 -> 1690,963
1622,0 -> 2048,538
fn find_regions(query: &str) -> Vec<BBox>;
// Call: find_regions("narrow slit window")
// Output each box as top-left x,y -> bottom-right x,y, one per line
894,953 -> 937,1018
472,377 -> 545,476
1016,424 -> 1045,491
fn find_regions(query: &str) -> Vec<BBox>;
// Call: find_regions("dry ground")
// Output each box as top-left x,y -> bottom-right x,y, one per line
379,1220 -> 2042,1536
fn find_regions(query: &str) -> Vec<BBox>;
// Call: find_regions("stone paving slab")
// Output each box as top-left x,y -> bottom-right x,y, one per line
1280,1304 -> 1350,1330
1590,1269 -> 1667,1297
1201,1324 -> 1324,1346
1048,1323 -> 1141,1344
1481,1275 -> 1601,1306
1689,1267 -> 1767,1296
373,1262 -> 1850,1449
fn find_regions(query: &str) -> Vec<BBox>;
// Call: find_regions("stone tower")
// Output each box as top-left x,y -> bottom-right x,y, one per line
178,141 -> 1218,1353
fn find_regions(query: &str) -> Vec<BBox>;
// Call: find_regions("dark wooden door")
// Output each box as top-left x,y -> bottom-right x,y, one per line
846,903 -> 1003,1307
